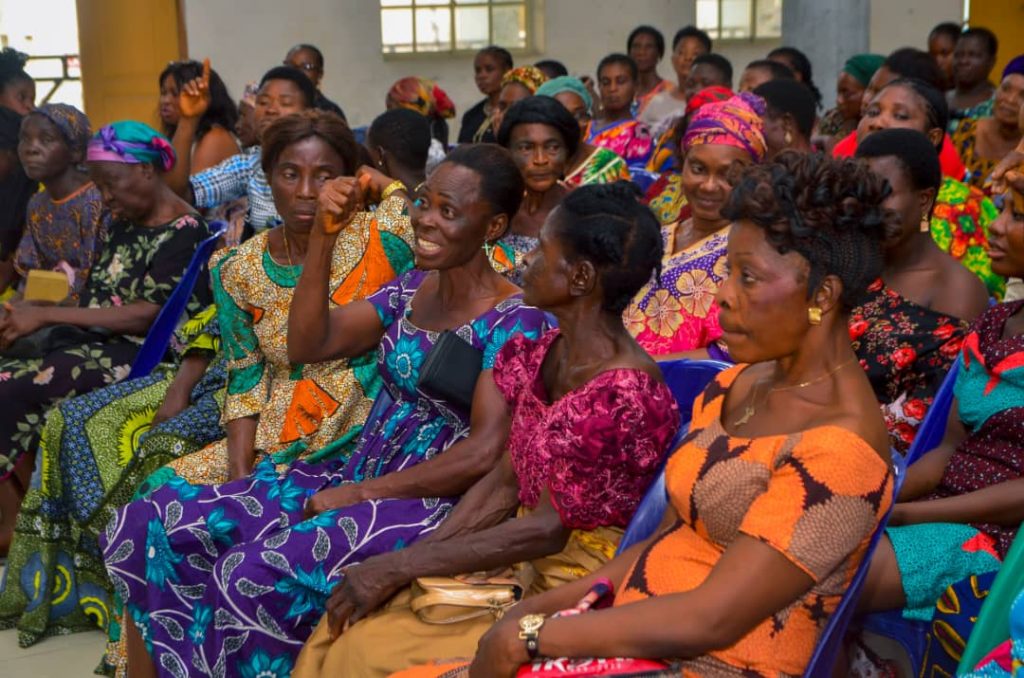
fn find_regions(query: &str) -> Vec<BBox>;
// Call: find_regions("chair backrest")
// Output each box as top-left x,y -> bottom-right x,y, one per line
630,169 -> 660,193
128,221 -> 227,380
802,450 -> 908,678
904,359 -> 960,467
615,359 -> 730,555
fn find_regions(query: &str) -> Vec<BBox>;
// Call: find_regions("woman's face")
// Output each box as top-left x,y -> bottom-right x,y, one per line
683,62 -> 727,101
0,77 -> 35,116
508,122 -> 568,193
255,79 -> 307,139
680,143 -> 752,222
159,74 -> 181,128
284,47 -> 323,88
716,220 -> 817,364
953,35 -> 995,88
739,66 -> 772,93
671,37 -> 707,82
836,71 -> 866,122
929,32 -> 957,89
553,91 -> 590,139
492,82 -> 531,134
629,33 -> 661,73
410,162 -> 500,270
859,65 -> 895,117
269,136 -> 346,234
866,155 -> 931,250
18,114 -> 74,182
520,208 -> 574,309
88,162 -> 157,222
475,53 -> 506,96
858,85 -> 941,147
994,74 -> 1024,129
769,54 -> 801,82
598,63 -> 636,114
987,200 -> 1024,279
235,101 -> 258,148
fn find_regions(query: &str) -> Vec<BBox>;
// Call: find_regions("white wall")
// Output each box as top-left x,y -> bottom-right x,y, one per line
869,0 -> 962,56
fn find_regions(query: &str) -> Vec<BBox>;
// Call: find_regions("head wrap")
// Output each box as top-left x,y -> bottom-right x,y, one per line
86,120 -> 176,171
536,75 -> 592,112
842,54 -> 886,87
1003,55 -> 1024,79
682,91 -> 767,162
27,103 -> 91,156
500,66 -> 547,94
685,85 -> 734,116
240,81 -> 260,108
388,77 -> 456,119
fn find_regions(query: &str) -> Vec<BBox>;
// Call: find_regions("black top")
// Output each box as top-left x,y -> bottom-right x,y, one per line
0,107 -> 38,258
314,91 -> 347,122
458,99 -> 496,144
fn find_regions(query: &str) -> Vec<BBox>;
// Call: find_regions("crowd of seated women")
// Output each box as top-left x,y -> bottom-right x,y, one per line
0,16 -> 1021,677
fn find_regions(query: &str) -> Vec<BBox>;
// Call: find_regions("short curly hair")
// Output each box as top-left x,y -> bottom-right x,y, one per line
721,152 -> 895,310
260,110 -> 360,175
554,182 -> 664,314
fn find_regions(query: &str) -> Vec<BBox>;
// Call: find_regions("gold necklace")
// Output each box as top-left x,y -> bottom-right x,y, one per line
281,229 -> 294,267
733,358 -> 858,427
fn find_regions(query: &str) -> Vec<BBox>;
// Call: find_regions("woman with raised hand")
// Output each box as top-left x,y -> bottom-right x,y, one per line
157,60 -> 239,177
101,144 -> 549,678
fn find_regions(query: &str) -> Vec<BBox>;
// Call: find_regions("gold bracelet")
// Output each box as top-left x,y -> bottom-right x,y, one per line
381,180 -> 406,201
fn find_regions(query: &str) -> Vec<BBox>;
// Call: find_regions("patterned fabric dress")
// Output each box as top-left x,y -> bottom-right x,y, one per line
13,182 -> 111,299
613,366 -> 892,675
948,97 -> 995,134
295,329 -> 680,676
562,147 -> 631,188
624,221 -> 727,356
584,118 -> 654,172
952,118 -> 1000,194
931,177 -> 1005,299
161,201 -> 415,486
643,172 -> 690,226
0,306 -> 225,650
100,269 -> 549,678
849,279 -> 968,453
0,214 -> 211,481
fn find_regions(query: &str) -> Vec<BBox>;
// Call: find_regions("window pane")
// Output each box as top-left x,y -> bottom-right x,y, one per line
415,7 -> 452,51
455,6 -> 489,50
415,0 -> 450,6
755,0 -> 783,38
491,3 -> 526,48
720,0 -> 752,39
380,0 -> 408,7
381,8 -> 414,53
696,0 -> 719,30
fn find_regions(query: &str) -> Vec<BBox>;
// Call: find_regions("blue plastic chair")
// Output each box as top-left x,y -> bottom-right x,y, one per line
615,358 -> 730,554
127,221 -> 227,380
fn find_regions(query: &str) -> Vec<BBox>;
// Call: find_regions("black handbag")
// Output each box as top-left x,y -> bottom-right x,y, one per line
416,330 -> 483,414
0,324 -> 112,359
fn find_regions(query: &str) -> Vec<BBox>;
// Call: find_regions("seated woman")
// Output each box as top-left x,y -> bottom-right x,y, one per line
535,76 -> 630,188
458,46 -> 513,145
947,28 -> 999,132
490,66 -> 547,140
399,151 -> 895,678
859,77 -> 1005,299
624,92 -> 764,358
816,54 -> 884,153
585,54 -> 653,172
100,144 -> 549,677
753,79 -> 817,159
853,128 -> 990,452
0,121 -> 210,553
385,77 -> 456,172
951,56 -> 1024,193
1,103 -> 110,297
293,182 -> 680,677
737,58 -> 795,93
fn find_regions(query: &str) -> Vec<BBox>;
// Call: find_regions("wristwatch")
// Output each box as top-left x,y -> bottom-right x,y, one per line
518,613 -> 546,660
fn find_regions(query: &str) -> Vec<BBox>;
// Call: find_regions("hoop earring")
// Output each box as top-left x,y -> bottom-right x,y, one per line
808,307 -> 823,325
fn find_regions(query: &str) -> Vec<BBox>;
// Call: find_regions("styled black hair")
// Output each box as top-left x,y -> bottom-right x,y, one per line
883,48 -> 944,90
597,53 -> 639,81
556,182 -> 664,314
159,60 -> 239,142
768,46 -> 823,109
497,95 -> 581,159
0,48 -> 31,95
856,128 -> 942,194
260,109 -> 360,175
959,27 -> 998,58
754,80 -> 817,139
929,22 -> 962,43
535,59 -> 568,79
259,66 -> 318,109
722,152 -> 895,310
693,53 -> 734,86
479,45 -> 514,71
288,43 -> 325,68
672,25 -> 712,53
745,59 -> 796,82
441,144 -> 525,221
628,25 -> 666,59
876,77 -> 950,148
368,108 -> 431,173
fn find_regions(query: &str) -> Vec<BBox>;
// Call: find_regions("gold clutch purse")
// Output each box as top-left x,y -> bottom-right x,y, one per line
410,572 -> 524,625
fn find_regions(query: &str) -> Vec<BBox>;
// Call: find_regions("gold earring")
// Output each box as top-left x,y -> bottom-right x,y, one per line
808,307 -> 822,325
920,215 -> 930,232
784,130 -> 793,144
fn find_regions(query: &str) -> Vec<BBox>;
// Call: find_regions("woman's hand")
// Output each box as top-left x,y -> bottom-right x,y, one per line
355,165 -> 401,203
152,381 -> 192,425
303,483 -> 367,519
470,616 -> 528,678
0,302 -> 50,348
314,175 -> 370,235
325,559 -> 406,638
179,58 -> 212,120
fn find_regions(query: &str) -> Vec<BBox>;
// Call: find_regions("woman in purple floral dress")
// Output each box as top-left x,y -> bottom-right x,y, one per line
101,145 -> 549,678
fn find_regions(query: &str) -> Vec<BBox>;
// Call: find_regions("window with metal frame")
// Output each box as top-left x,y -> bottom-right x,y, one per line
380,0 -> 531,55
695,0 -> 783,41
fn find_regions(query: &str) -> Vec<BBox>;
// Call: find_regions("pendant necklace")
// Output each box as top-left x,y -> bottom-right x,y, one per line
733,358 -> 858,427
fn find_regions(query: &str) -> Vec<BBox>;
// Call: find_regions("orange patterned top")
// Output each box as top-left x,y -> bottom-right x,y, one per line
615,365 -> 893,676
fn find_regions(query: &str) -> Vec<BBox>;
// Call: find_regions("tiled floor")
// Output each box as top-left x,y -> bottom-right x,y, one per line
0,626 -> 107,677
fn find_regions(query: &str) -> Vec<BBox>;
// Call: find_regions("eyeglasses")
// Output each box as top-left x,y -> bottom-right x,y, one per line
284,60 -> 319,72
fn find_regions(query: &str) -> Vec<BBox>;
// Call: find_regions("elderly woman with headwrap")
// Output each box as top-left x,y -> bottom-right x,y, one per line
0,120 -> 210,554
536,76 -> 631,187
490,65 -> 547,137
0,103 -> 111,297
387,76 -> 456,171
816,54 -> 885,151
624,91 -> 766,359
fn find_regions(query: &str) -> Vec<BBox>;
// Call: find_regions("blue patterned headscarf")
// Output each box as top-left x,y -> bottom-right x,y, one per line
27,103 -> 91,156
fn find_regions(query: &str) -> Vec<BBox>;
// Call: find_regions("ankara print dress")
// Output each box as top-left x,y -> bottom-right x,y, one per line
101,269 -> 549,678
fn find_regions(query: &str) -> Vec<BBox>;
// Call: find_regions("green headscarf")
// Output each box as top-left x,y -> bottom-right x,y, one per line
842,54 -> 886,87
86,120 -> 176,171
536,75 -> 593,112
